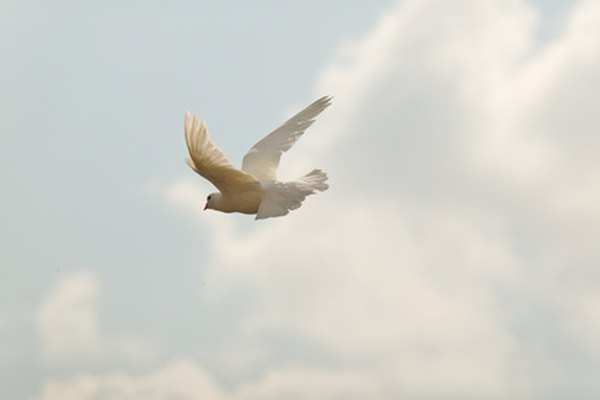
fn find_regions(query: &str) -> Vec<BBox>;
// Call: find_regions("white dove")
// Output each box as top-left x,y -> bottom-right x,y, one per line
184,96 -> 331,220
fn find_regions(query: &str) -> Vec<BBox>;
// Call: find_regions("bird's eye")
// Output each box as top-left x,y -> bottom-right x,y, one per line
207,195 -> 212,201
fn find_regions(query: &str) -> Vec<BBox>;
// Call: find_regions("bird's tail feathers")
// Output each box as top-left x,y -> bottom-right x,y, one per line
297,169 -> 329,192
255,169 -> 329,219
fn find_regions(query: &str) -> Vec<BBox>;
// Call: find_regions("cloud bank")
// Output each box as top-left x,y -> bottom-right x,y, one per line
35,271 -> 158,368
40,0 -> 600,398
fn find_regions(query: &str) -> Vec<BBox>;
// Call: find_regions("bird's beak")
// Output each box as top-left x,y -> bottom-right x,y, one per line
203,203 -> 208,211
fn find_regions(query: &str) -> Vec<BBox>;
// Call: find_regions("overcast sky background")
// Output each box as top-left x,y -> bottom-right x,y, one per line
2,0 -> 599,399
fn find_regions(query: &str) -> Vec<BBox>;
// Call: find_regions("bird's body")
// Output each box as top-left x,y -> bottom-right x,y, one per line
184,96 -> 331,220
209,189 -> 263,215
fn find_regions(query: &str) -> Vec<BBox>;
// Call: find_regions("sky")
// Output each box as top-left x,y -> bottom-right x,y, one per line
1,0 -> 599,399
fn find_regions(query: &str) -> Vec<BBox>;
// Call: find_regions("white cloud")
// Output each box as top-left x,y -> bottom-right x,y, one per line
38,359 -> 227,400
149,0 -> 600,398
36,271 -> 102,363
197,200 -> 520,397
315,0 -> 561,191
35,271 -> 159,367
235,366 -> 382,400
39,360 -> 384,400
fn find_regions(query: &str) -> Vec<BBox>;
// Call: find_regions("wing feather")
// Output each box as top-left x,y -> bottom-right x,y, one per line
184,113 -> 258,194
241,96 -> 332,181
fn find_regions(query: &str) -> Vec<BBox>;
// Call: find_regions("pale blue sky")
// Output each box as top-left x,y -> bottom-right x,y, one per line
2,0 -> 598,399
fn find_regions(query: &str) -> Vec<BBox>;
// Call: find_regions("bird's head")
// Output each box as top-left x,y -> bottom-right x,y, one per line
204,192 -> 222,211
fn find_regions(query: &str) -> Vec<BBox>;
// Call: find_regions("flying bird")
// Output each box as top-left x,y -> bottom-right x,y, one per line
184,96 -> 331,220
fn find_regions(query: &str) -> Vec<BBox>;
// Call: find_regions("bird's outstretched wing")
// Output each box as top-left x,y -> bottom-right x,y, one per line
241,96 -> 332,182
184,113 -> 259,194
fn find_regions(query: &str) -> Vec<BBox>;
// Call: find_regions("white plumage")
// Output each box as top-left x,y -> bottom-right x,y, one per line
184,96 -> 331,220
